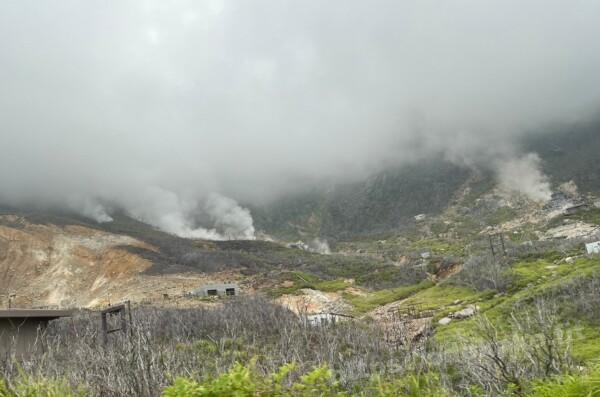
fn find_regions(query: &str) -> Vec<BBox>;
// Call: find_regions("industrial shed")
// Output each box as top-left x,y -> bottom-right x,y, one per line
193,283 -> 239,297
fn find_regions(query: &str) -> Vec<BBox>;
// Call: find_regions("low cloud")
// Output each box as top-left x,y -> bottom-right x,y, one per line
1,1 -> 599,237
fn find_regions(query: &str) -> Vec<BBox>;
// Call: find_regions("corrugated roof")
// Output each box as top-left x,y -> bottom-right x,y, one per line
0,309 -> 72,319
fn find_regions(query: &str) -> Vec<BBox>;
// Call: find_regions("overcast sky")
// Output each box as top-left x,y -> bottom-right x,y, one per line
1,1 -> 600,236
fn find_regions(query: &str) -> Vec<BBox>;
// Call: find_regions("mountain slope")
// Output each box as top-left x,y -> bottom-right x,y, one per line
253,120 -> 600,240
252,160 -> 471,240
524,118 -> 600,194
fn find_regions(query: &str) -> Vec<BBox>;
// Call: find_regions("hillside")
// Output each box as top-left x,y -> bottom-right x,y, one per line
1,138 -> 600,396
0,122 -> 599,396
2,116 -> 600,311
0,209 -> 426,309
523,118 -> 600,194
251,120 -> 600,241
2,180 -> 600,396
251,160 -> 471,240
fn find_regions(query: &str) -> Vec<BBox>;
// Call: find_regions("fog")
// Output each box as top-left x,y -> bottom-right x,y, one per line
1,1 -> 600,238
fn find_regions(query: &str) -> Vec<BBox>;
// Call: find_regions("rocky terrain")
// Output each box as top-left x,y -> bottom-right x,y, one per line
2,167 -> 599,318
0,215 -> 243,308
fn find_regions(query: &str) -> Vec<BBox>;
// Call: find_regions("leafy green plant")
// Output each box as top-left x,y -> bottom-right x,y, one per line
0,377 -> 86,397
528,367 -> 600,397
163,363 -> 347,397
365,373 -> 454,397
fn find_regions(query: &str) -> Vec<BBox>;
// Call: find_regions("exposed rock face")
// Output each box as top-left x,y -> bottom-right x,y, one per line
543,222 -> 599,240
277,288 -> 351,315
0,216 -> 223,308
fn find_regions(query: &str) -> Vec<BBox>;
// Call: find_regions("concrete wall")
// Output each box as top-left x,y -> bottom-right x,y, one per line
0,318 -> 47,356
196,284 -> 239,297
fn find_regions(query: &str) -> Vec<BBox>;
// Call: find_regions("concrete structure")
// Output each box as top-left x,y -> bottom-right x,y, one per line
304,312 -> 353,327
0,309 -> 72,356
193,283 -> 239,297
586,241 -> 600,255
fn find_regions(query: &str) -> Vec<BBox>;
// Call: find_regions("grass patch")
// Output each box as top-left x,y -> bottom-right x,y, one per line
435,257 -> 600,347
403,283 -> 484,310
267,272 -> 350,297
344,281 -> 434,314
267,272 -> 321,296
486,206 -> 517,226
528,366 -> 600,397
571,324 -> 600,362
510,257 -> 600,291
314,279 -> 349,292
408,238 -> 465,256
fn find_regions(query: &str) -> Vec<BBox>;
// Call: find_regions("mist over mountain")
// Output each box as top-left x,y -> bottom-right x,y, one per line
1,1 -> 600,239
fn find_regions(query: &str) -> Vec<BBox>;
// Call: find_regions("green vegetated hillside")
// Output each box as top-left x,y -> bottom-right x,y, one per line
251,159 -> 471,240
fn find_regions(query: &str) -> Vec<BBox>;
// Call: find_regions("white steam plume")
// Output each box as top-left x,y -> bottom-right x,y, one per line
66,197 -> 113,223
205,193 -> 256,240
495,153 -> 552,202
308,238 -> 331,255
121,187 -> 255,240
1,1 -> 600,227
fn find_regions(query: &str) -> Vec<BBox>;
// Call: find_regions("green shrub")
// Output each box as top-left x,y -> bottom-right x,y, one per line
0,376 -> 86,397
528,367 -> 600,397
365,373 -> 455,397
164,364 -> 460,397
163,362 -> 347,397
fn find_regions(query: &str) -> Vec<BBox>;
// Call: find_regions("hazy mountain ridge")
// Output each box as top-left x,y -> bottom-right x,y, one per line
252,120 -> 600,240
523,119 -> 600,194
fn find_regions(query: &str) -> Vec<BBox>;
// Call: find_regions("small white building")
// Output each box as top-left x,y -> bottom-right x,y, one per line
192,283 -> 239,297
586,241 -> 600,255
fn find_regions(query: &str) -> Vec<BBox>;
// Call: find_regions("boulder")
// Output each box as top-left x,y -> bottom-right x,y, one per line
452,305 -> 478,319
438,317 -> 452,325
